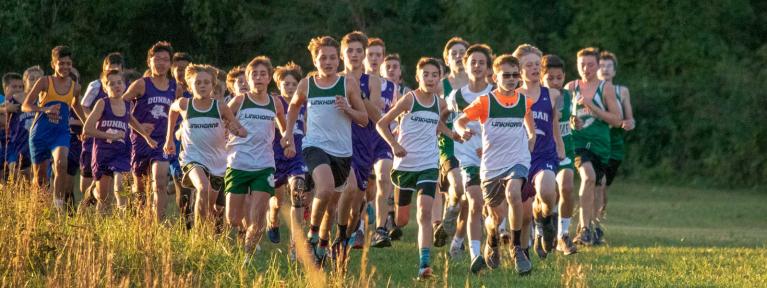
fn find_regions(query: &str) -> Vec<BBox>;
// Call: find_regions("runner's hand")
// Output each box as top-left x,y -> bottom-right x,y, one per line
163,141 -> 174,155
622,119 -> 635,131
282,137 -> 296,158
392,143 -> 407,158
335,96 -> 351,114
460,128 -> 475,141
450,131 -> 464,143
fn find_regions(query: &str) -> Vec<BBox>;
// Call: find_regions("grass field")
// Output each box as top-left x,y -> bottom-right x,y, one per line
1,179 -> 765,287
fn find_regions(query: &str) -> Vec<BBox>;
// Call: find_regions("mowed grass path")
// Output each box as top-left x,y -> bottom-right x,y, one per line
1,180 -> 765,287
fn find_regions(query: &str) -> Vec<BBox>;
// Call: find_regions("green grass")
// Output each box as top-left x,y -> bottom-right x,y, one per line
1,180 -> 765,287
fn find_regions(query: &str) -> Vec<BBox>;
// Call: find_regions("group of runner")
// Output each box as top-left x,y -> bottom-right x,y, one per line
0,33 -> 634,279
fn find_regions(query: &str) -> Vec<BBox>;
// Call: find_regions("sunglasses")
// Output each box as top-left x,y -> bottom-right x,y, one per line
502,72 -> 521,79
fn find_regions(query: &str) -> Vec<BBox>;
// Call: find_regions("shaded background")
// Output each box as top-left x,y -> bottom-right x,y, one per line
1,0 -> 766,187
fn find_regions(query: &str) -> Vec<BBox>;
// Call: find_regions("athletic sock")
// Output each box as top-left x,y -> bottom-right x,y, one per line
338,224 -> 348,239
559,218 -> 571,237
534,218 -> 544,237
489,235 -> 499,248
451,236 -> 464,250
469,240 -> 481,259
499,217 -> 508,230
309,225 -> 320,241
376,226 -> 387,233
552,205 -> 559,214
53,198 -> 65,210
419,248 -> 431,268
358,219 -> 365,233
512,229 -> 522,246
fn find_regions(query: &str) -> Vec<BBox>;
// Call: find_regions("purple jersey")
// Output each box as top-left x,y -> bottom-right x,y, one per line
531,87 -> 557,157
351,74 -> 377,190
82,81 -> 109,154
273,96 -> 307,187
5,96 -> 33,163
92,98 -> 131,179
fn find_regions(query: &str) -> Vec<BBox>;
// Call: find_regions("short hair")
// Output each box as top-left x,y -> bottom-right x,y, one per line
273,61 -> 303,83
463,44 -> 494,68
511,44 -> 542,60
226,65 -> 246,93
368,37 -> 385,53
173,52 -> 193,63
246,56 -> 274,76
51,45 -> 72,61
123,69 -> 142,83
541,54 -> 565,74
147,41 -> 173,61
577,47 -> 600,60
383,53 -> 400,62
184,64 -> 216,84
308,36 -> 340,59
492,54 -> 519,72
341,31 -> 369,50
102,52 -> 124,71
100,69 -> 125,84
2,72 -> 23,88
416,57 -> 441,72
442,37 -> 470,63
599,51 -> 617,67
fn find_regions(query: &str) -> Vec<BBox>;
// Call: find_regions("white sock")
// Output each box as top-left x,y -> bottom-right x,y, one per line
559,217 -> 571,237
499,217 -> 508,231
552,205 -> 559,214
469,240 -> 481,259
452,236 -> 464,249
53,198 -> 65,210
535,223 -> 544,237
358,219 -> 365,233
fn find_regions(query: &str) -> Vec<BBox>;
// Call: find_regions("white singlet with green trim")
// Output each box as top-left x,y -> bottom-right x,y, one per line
393,93 -> 441,172
227,94 -> 276,171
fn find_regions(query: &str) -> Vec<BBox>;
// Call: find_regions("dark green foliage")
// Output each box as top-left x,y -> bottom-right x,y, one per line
0,0 -> 764,186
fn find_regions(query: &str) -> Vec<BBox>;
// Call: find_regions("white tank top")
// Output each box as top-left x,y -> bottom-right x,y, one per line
179,99 -> 227,176
446,84 -> 493,167
302,76 -> 352,157
480,92 -> 531,179
227,94 -> 276,171
393,93 -> 441,171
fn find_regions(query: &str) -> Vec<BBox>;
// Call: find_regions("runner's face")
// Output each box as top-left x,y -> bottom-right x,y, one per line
417,64 -> 440,93
234,74 -> 248,96
448,44 -> 466,73
343,41 -> 365,70
314,46 -> 339,76
519,53 -> 541,84
172,60 -> 190,84
578,55 -> 598,80
25,71 -> 43,91
247,64 -> 272,92
279,75 -> 299,98
466,52 -> 488,82
494,64 -> 520,92
598,59 -> 615,81
52,56 -> 72,78
150,51 -> 171,77
365,45 -> 384,72
3,79 -> 23,97
543,68 -> 565,90
383,59 -> 401,83
105,74 -> 126,98
190,71 -> 213,99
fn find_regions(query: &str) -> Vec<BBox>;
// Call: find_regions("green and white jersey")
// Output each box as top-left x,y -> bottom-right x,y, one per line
438,78 -> 455,162
572,80 -> 611,163
302,76 -> 352,157
609,84 -> 626,160
446,84 -> 493,168
557,89 -> 575,166
227,94 -> 276,171
394,93 -> 441,172
481,92 -> 530,179
179,99 -> 227,176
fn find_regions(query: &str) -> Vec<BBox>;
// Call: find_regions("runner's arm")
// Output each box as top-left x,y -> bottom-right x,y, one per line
376,92 -> 412,157
21,77 -> 46,113
219,98 -> 247,138
83,100 -> 113,140
621,87 -> 635,131
343,76 -> 369,126
550,89 -> 565,160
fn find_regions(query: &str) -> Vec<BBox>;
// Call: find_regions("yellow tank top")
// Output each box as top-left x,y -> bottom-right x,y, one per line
39,76 -> 75,107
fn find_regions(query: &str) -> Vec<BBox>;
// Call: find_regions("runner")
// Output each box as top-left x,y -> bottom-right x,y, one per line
382,53 -> 411,95
122,41 -> 183,221
376,57 -> 456,279
280,35 -> 367,266
512,44 -> 564,260
541,54 -> 578,255
22,45 -> 86,211
3,72 -> 32,180
166,64 -> 246,226
565,48 -> 621,246
445,43 -> 494,272
455,54 -> 535,274
224,56 -> 283,253
595,50 -> 635,244
85,70 -> 155,213
169,52 -> 194,228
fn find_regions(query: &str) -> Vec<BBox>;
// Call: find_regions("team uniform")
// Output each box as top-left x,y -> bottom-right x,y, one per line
273,96 -> 306,188
81,80 -> 110,178
178,99 -> 227,198
302,76 -> 352,190
605,85 -> 625,185
169,90 -> 193,179
446,84 -> 493,188
91,99 -> 131,179
571,81 -> 611,182
5,96 -> 34,170
29,77 -> 76,163
350,74 -> 377,191
130,77 -> 176,175
67,110 -> 83,176
558,89 -> 575,171
371,78 -> 396,163
225,95 -> 277,195
522,87 -> 559,201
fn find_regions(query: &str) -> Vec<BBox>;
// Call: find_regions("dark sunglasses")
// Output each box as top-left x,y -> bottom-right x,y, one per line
502,72 -> 521,79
